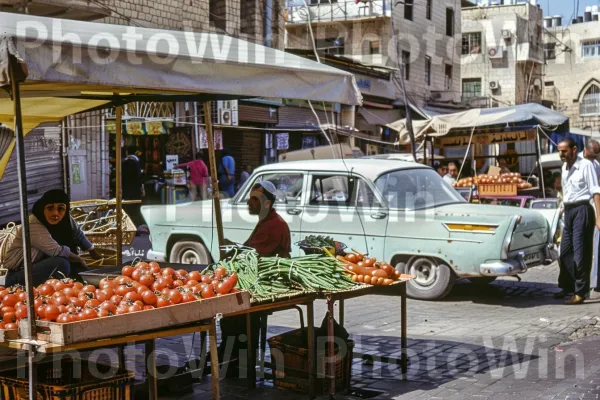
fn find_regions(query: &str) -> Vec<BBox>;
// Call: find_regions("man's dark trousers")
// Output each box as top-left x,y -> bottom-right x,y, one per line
559,201 -> 595,296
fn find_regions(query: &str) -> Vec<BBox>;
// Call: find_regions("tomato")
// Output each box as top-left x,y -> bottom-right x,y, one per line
2,294 -> 18,308
216,272 -> 238,295
214,267 -> 227,279
72,282 -> 83,290
4,323 -> 18,330
115,276 -> 132,285
188,271 -> 202,282
141,291 -> 157,306
201,284 -> 215,299
176,269 -> 188,278
62,287 -> 79,298
136,285 -> 150,295
161,288 -> 170,297
121,265 -> 134,277
97,309 -> 110,318
168,289 -> 183,304
82,308 -> 98,320
100,301 -> 117,314
156,297 -> 172,308
363,275 -> 372,284
46,279 -> 59,286
129,304 -> 142,313
3,312 -> 16,324
151,281 -> 165,292
161,276 -> 174,289
115,306 -> 129,315
190,285 -> 203,295
51,295 -> 68,307
69,296 -> 86,308
56,313 -> 71,323
115,285 -> 135,297
182,292 -> 196,303
99,278 -> 114,290
123,292 -> 141,303
149,262 -> 161,274
53,281 -> 66,292
345,253 -> 358,263
1,306 -> 15,317
173,280 -> 184,288
59,305 -> 69,313
200,275 -> 211,284
143,305 -> 155,311
139,274 -> 155,287
85,299 -> 100,309
135,261 -> 149,270
371,269 -> 388,279
185,280 -> 199,287
161,267 -> 175,277
110,295 -> 123,306
34,298 -> 42,309
44,305 -> 60,322
17,292 -> 28,302
130,268 -> 141,282
36,305 -> 46,319
81,285 -> 95,294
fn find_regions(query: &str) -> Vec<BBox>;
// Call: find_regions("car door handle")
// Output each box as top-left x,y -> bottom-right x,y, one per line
287,209 -> 302,216
371,212 -> 387,220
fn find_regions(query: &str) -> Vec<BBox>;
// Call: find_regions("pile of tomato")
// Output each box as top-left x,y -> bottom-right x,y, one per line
0,261 -> 239,330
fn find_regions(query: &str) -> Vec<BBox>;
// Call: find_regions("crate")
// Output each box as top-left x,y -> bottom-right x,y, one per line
20,291 -> 250,345
268,328 -> 354,395
477,183 -> 517,196
0,358 -> 134,400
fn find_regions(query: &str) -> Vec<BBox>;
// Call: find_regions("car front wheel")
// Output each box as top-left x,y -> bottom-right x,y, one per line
169,241 -> 211,265
395,257 -> 455,300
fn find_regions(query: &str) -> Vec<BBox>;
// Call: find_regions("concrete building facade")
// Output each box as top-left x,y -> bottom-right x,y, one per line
544,17 -> 600,131
461,2 -> 544,108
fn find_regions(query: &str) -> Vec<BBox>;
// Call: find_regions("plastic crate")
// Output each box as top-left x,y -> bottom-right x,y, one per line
0,358 -> 134,400
268,328 -> 354,395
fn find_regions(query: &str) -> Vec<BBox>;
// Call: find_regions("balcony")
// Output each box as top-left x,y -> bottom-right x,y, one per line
0,0 -> 110,21
285,0 -> 391,24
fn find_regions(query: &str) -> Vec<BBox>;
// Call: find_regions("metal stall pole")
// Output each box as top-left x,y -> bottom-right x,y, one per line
9,53 -> 38,400
115,104 -> 124,265
536,127 -> 546,199
203,101 -> 225,259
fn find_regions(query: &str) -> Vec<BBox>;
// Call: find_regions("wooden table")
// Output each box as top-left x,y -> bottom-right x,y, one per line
320,281 -> 409,396
0,319 -> 221,400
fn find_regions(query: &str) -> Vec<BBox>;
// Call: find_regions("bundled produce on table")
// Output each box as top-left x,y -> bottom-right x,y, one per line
0,261 -> 239,328
338,251 -> 413,285
453,173 -> 533,190
296,235 -> 347,255
216,248 -> 357,299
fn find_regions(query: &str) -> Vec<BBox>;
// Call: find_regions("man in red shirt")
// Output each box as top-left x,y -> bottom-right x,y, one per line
177,152 -> 209,201
220,180 -> 291,377
243,181 -> 291,257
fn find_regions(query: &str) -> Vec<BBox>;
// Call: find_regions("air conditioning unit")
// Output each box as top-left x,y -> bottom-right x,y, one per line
489,81 -> 500,90
501,29 -> 512,40
488,46 -> 504,60
217,100 -> 239,126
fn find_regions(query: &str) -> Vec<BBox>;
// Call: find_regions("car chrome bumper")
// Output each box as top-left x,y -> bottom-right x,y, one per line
147,250 -> 166,262
480,253 -> 528,276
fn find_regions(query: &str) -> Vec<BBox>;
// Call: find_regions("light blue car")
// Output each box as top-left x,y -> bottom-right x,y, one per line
141,159 -> 556,300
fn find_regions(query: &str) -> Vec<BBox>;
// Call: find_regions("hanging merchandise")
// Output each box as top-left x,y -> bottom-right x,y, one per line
167,127 -> 194,162
265,133 -> 273,149
199,128 -> 223,150
126,120 -> 145,135
276,133 -> 289,150
146,120 -> 165,135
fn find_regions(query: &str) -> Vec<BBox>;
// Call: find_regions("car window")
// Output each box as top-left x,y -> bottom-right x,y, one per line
310,175 -> 350,206
353,179 -> 382,208
241,173 -> 304,206
375,168 -> 465,210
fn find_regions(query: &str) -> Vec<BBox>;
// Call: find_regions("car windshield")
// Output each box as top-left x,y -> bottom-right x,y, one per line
375,168 -> 465,210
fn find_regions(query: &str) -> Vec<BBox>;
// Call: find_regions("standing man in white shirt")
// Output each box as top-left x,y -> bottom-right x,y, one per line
581,139 -> 600,293
581,139 -> 600,176
557,138 -> 600,304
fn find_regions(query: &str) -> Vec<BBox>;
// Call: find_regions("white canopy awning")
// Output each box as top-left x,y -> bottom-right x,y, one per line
0,11 -> 363,177
388,103 -> 568,144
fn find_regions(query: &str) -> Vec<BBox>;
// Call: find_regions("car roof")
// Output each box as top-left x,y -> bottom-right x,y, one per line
255,159 -> 431,181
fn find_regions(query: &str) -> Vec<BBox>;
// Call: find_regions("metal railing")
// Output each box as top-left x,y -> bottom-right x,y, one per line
285,0 -> 391,23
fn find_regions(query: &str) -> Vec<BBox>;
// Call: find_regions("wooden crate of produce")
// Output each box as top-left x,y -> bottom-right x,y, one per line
0,329 -> 17,343
19,291 -> 250,345
478,183 -> 517,196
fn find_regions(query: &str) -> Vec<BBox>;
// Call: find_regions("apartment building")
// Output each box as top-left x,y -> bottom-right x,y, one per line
461,1 -> 544,108
543,10 -> 600,131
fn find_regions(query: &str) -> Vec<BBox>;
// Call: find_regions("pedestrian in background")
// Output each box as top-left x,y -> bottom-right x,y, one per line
122,149 -> 145,227
582,139 -> 600,293
556,138 -> 600,305
177,151 -> 209,201
218,149 -> 236,198
443,162 -> 458,185
238,165 -> 252,191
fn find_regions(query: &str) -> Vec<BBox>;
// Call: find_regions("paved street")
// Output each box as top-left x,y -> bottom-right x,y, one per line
137,262 -> 600,399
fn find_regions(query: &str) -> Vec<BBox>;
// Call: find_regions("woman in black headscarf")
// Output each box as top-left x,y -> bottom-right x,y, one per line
3,189 -> 100,286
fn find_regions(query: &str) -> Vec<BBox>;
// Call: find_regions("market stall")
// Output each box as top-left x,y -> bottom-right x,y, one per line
0,10 -> 362,400
387,103 -> 570,200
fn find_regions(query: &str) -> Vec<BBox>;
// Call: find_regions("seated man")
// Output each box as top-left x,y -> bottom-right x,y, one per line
219,181 -> 291,376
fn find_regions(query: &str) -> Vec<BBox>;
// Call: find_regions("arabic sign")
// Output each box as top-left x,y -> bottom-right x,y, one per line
440,129 -> 536,148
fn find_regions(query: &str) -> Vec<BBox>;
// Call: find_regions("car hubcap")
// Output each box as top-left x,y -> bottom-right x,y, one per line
409,259 -> 438,288
181,249 -> 200,264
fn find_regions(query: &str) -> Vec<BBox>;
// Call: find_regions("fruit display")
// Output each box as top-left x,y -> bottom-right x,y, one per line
0,261 -> 239,329
453,173 -> 533,190
338,251 -> 413,285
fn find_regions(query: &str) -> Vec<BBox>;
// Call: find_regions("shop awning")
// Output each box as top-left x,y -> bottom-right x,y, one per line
358,107 -> 401,126
387,103 -> 569,144
0,11 -> 363,178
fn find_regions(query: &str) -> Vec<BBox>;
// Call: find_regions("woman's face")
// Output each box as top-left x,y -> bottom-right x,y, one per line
44,203 -> 67,225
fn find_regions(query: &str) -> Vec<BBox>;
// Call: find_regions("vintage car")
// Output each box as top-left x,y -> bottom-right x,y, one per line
141,159 -> 556,300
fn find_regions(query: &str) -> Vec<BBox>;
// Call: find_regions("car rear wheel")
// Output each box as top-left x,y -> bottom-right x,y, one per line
395,257 -> 455,300
169,241 -> 211,265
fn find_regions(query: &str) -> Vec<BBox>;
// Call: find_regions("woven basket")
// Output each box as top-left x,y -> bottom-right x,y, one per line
71,199 -> 137,247
80,247 -> 120,268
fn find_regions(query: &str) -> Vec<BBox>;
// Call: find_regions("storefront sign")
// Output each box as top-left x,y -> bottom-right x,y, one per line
276,133 -> 289,150
440,129 -> 536,148
354,73 -> 395,100
199,128 -> 223,150
165,155 -> 179,170
356,79 -> 371,90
